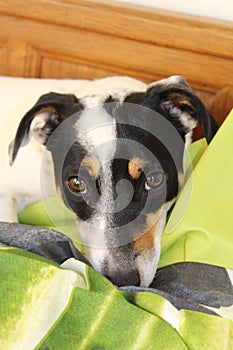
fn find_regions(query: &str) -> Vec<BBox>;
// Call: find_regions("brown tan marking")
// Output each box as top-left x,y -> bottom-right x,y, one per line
128,157 -> 146,180
133,209 -> 164,254
168,93 -> 194,123
168,93 -> 193,109
81,157 -> 100,178
35,106 -> 58,115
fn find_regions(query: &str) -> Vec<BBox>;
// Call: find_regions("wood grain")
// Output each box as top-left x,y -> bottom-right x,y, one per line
0,0 -> 232,131
0,0 -> 232,58
40,57 -> 117,79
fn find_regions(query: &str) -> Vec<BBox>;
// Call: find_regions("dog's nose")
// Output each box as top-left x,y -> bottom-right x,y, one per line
105,269 -> 140,287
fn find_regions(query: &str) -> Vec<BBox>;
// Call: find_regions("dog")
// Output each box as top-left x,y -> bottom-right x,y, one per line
0,75 -> 218,287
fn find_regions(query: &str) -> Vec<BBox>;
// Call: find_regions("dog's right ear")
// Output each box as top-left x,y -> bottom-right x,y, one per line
9,92 -> 82,165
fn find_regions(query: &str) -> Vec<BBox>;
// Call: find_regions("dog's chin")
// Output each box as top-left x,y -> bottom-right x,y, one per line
75,211 -> 166,287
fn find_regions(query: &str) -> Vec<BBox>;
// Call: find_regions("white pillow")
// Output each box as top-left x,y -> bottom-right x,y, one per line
0,75 -> 147,160
0,75 -> 146,125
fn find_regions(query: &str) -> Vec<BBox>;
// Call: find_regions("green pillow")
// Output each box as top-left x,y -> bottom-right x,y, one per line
160,109 -> 233,270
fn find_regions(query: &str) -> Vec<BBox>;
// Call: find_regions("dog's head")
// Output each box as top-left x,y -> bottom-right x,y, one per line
10,76 -> 218,287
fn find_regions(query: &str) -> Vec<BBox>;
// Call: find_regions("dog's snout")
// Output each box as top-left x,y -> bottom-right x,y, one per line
104,269 -> 140,287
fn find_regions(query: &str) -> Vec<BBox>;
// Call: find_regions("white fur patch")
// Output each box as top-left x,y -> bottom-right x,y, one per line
75,102 -> 117,256
78,76 -> 147,99
75,101 -> 116,161
30,112 -> 50,144
169,107 -> 197,146
148,75 -> 186,90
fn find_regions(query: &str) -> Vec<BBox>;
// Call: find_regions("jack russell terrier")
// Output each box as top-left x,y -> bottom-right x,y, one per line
0,76 -> 218,287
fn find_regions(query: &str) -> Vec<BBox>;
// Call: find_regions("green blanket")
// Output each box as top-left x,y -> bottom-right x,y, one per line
1,251 -> 232,349
1,111 -> 233,349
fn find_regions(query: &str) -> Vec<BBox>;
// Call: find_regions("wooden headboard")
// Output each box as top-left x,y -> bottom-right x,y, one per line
0,0 -> 232,138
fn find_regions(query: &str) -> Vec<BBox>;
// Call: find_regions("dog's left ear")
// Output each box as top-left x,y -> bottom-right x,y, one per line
142,76 -> 218,144
9,92 -> 82,165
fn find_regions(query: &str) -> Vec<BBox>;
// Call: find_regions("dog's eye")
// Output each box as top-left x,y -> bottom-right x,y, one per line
145,172 -> 164,190
68,177 -> 87,194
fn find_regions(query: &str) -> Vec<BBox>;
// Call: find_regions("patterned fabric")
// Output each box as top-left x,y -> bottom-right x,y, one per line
0,239 -> 232,349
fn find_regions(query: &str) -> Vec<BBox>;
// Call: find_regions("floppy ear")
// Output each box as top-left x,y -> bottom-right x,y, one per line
9,92 -> 82,165
144,76 -> 218,144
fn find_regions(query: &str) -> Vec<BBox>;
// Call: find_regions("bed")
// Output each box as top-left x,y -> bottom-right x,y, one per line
0,0 -> 232,130
0,1 -> 233,349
